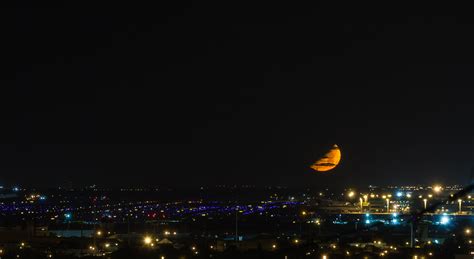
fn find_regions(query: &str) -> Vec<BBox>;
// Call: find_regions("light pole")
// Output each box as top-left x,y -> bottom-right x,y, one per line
458,199 -> 462,214
300,211 -> 306,236
315,219 -> 321,235
235,207 -> 239,245
423,199 -> 427,210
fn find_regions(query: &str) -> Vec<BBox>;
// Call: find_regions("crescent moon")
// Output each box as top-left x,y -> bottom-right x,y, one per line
310,144 -> 341,172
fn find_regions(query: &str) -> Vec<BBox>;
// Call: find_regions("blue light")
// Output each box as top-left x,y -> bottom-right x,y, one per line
434,239 -> 439,244
64,213 -> 72,219
396,192 -> 403,197
440,215 -> 449,225
392,219 -> 398,224
365,213 -> 370,217
392,213 -> 398,217
39,196 -> 46,200
365,219 -> 371,224
12,187 -> 19,192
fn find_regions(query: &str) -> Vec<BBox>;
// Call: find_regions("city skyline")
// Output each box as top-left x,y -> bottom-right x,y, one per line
7,2 -> 474,258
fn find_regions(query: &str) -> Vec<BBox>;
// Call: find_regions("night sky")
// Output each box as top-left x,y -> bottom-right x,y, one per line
6,3 -> 474,187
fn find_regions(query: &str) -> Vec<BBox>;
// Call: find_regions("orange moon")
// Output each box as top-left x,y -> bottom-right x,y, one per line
310,144 -> 341,172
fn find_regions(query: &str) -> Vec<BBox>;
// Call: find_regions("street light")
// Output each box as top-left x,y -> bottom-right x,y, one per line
348,191 -> 355,198
144,236 -> 152,246
458,199 -> 462,213
465,228 -> 471,235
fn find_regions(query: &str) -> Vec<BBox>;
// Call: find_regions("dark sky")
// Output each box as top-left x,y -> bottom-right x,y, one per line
5,2 -> 474,187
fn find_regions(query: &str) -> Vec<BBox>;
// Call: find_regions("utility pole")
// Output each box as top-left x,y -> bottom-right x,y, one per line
127,216 -> 131,246
235,207 -> 238,245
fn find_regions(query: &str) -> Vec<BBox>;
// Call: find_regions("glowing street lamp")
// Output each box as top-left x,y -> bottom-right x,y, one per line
144,236 -> 153,246
440,215 -> 450,225
348,191 -> 355,198
433,185 -> 442,193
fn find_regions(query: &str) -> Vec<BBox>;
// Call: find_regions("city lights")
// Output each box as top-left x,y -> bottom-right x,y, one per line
144,236 -> 153,245
6,0 -> 474,253
440,215 -> 450,225
348,191 -> 355,198
1,183 -> 473,258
